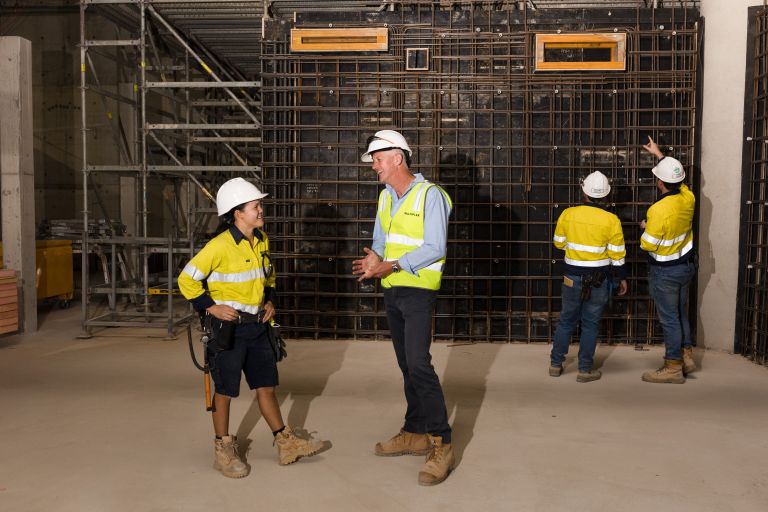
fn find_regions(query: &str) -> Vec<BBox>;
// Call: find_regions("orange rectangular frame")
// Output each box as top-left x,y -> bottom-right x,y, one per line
291,28 -> 388,52
535,33 -> 627,71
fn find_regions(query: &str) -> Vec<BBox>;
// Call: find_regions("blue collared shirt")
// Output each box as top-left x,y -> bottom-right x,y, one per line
371,173 -> 452,274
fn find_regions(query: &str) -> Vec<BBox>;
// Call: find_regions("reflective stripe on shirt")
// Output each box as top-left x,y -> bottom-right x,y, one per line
564,256 -> 611,267
183,264 -> 206,281
207,268 -> 267,284
641,230 -> 690,247
647,239 -> 693,261
213,300 -> 262,315
566,241 -> 606,254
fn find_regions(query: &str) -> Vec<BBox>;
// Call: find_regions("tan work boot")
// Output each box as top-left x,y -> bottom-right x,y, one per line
642,359 -> 685,384
213,435 -> 250,478
418,435 -> 455,486
549,365 -> 563,377
375,429 -> 430,457
274,426 -> 323,465
683,346 -> 697,374
577,369 -> 602,383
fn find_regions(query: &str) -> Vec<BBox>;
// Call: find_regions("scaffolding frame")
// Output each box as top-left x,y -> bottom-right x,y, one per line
79,0 -> 263,337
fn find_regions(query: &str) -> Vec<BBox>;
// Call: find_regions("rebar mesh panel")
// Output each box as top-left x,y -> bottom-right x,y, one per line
737,7 -> 768,366
262,7 -> 701,341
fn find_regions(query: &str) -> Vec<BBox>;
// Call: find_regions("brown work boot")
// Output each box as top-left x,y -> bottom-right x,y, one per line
213,435 -> 250,478
375,429 -> 430,457
549,365 -> 563,377
642,359 -> 685,384
274,426 -> 323,465
577,369 -> 602,383
418,435 -> 455,486
683,346 -> 697,374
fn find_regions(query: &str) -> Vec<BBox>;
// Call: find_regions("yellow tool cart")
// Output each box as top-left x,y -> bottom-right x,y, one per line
0,240 -> 74,307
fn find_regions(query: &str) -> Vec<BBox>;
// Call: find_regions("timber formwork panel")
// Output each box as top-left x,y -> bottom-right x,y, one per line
262,7 -> 701,342
737,7 -> 768,366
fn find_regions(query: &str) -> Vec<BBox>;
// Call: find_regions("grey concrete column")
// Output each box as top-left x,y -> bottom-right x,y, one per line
0,37 -> 37,333
697,0 -> 757,352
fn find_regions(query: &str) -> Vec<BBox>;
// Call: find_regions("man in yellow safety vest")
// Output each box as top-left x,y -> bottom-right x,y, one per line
353,130 -> 454,486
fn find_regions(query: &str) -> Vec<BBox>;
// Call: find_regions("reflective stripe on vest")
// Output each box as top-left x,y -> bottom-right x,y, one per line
380,181 -> 451,290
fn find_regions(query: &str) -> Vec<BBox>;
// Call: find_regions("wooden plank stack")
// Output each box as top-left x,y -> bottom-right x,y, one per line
0,269 -> 19,335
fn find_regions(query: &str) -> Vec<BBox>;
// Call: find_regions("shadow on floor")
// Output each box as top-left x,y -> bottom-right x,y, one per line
442,342 -> 502,466
593,343 -> 618,372
236,341 -> 348,456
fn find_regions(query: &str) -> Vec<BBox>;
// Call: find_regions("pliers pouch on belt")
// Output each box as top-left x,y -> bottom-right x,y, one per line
580,271 -> 607,302
205,314 -> 236,352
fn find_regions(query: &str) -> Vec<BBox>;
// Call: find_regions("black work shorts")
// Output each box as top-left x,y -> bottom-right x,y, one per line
207,322 -> 278,397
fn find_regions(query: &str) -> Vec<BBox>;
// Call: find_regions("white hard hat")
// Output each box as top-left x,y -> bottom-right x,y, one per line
216,177 -> 268,216
651,157 -> 685,183
361,130 -> 412,162
582,171 -> 611,199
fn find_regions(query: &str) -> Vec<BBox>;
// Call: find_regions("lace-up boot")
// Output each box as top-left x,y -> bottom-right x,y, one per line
213,435 -> 249,478
683,346 -> 697,374
577,369 -> 602,383
274,426 -> 323,465
375,429 -> 430,457
418,435 -> 455,486
642,359 -> 685,384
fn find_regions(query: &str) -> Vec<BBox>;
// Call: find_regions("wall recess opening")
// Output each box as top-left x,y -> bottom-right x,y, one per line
406,48 -> 430,70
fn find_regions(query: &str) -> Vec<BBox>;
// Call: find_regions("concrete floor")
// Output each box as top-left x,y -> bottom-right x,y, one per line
1,307 -> 767,512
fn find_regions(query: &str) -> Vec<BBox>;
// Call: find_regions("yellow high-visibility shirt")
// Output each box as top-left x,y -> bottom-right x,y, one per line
640,184 -> 695,264
553,204 -> 626,275
178,226 -> 275,314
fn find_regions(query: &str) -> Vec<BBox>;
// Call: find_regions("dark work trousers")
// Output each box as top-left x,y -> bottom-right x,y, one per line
383,286 -> 451,444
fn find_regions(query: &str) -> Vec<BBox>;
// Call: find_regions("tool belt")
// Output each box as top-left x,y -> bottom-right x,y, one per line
580,270 -> 607,302
204,309 -> 286,362
237,311 -> 264,324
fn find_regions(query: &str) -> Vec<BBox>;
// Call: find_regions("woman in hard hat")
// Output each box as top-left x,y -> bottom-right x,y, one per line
550,171 -> 628,382
179,177 -> 324,478
639,137 -> 697,383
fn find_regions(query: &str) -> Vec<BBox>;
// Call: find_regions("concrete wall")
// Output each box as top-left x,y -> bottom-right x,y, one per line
2,11 -> 82,223
697,0 -> 761,352
0,9 -> 172,238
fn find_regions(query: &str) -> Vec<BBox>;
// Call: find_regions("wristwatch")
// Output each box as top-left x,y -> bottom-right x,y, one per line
391,261 -> 401,273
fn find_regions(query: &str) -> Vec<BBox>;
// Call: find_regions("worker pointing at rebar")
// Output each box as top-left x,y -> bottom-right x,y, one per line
639,137 -> 697,383
178,177 -> 325,478
353,130 -> 454,486
549,171 -> 629,382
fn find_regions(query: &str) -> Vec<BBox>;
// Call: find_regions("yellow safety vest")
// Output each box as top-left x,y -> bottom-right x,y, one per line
379,181 -> 452,290
178,228 -> 275,314
640,184 -> 695,263
553,205 -> 626,268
